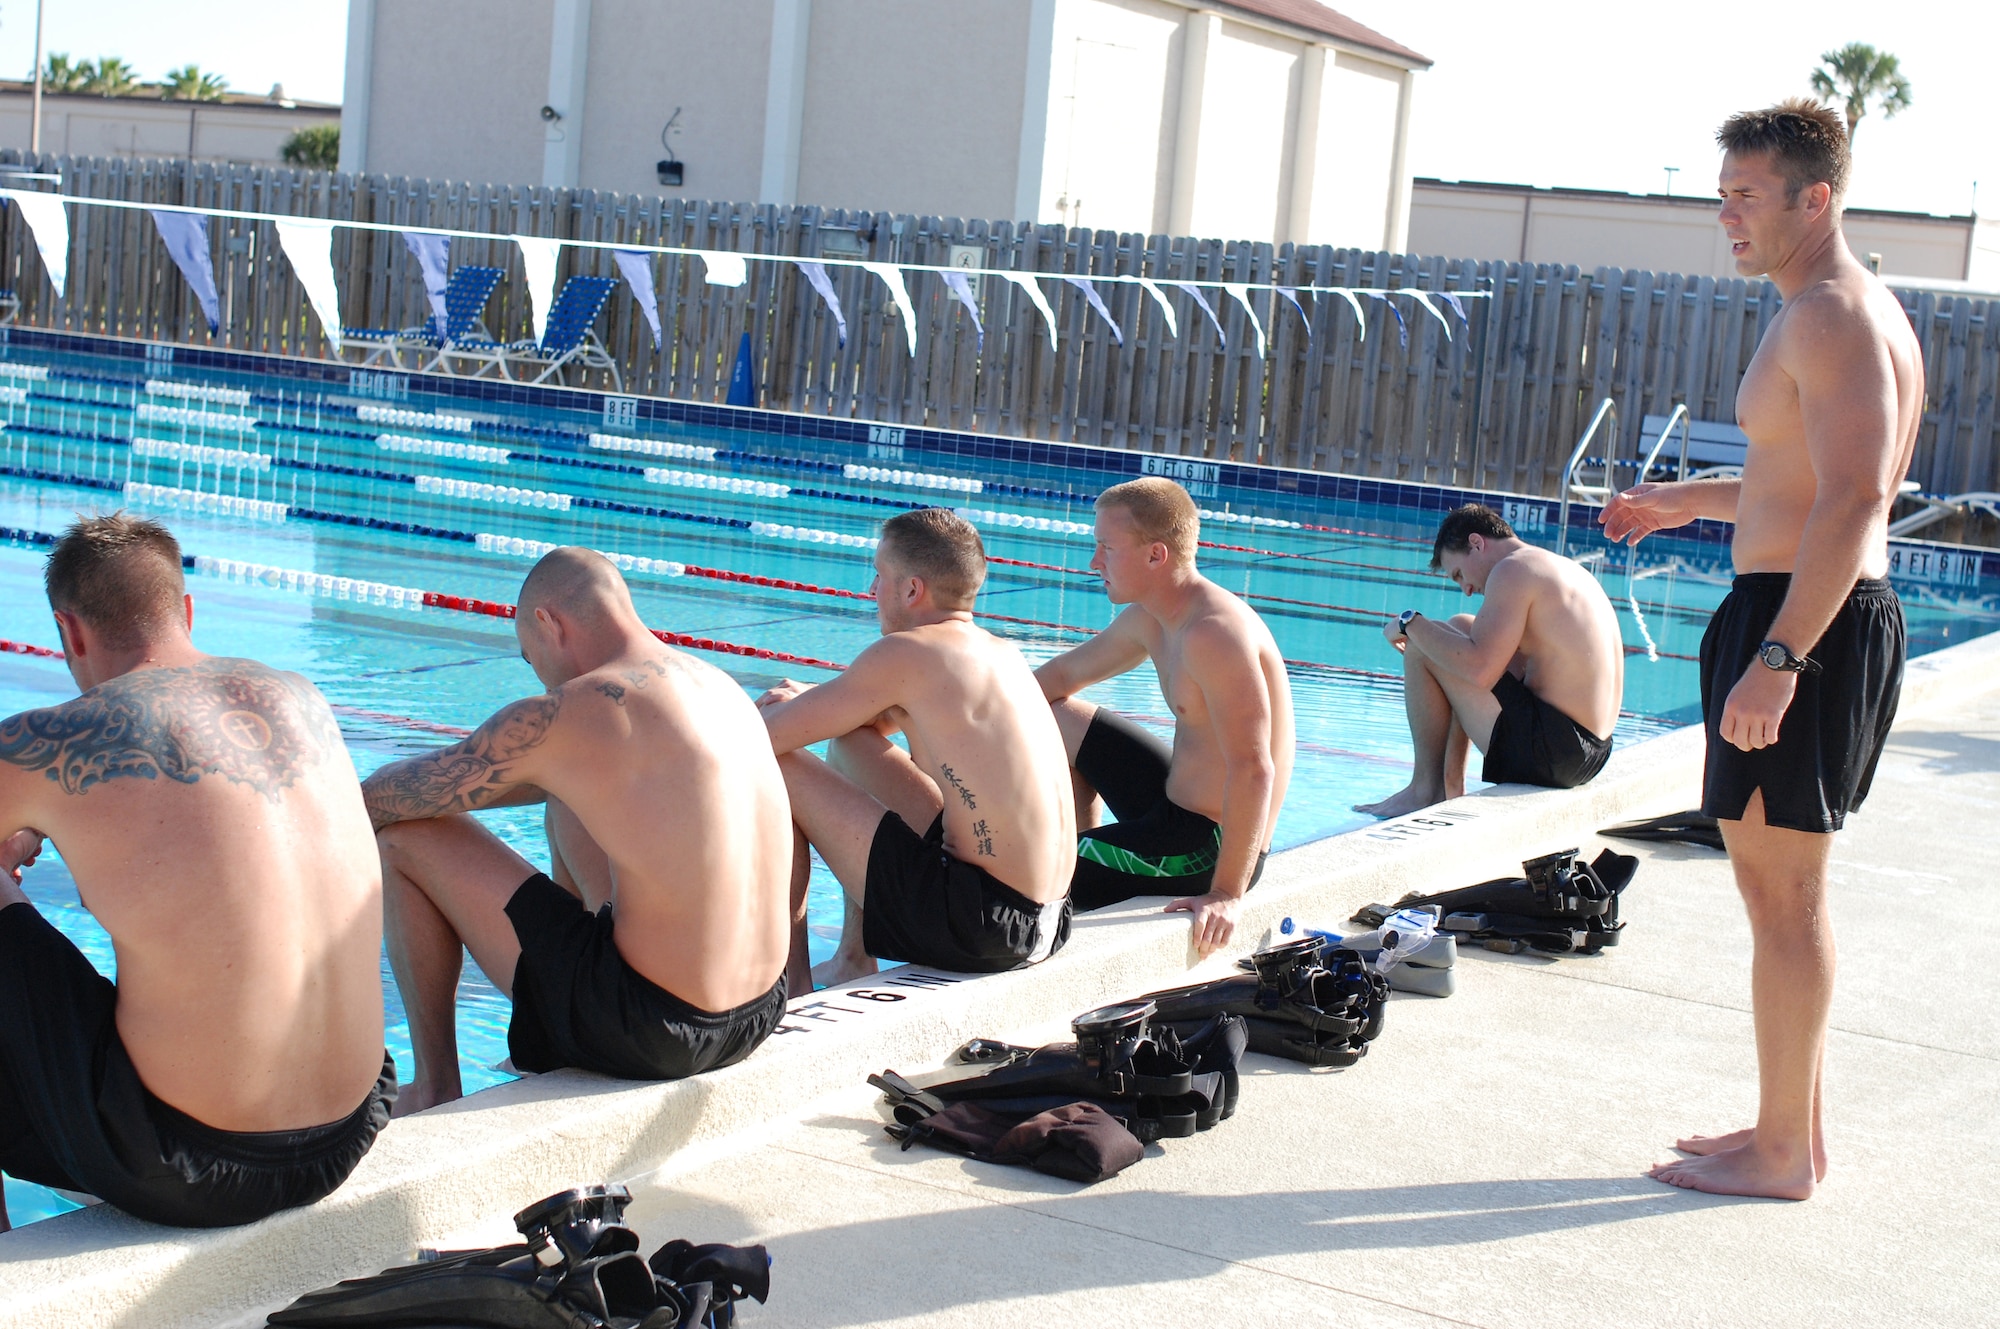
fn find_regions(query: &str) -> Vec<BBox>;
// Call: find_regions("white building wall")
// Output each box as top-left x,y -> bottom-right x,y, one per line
1038,0 -> 1181,235
360,0 -> 547,185
794,0 -> 1033,217
1184,21 -> 1297,243
0,92 -> 337,165
1303,50 -> 1400,248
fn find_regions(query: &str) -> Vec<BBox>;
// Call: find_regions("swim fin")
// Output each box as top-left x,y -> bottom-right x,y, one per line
266,1184 -> 770,1329
870,1001 -> 1240,1144
1350,848 -> 1638,955
1599,809 -> 1725,852
1149,935 -> 1392,1067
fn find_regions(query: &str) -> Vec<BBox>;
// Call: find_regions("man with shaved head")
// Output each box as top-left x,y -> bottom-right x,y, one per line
363,548 -> 793,1111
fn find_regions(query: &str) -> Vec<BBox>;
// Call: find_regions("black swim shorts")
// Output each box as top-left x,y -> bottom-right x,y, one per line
0,902 -> 394,1229
1482,672 -> 1614,789
505,874 -> 787,1081
862,812 -> 1071,972
1700,573 -> 1904,834
1070,708 -> 1267,912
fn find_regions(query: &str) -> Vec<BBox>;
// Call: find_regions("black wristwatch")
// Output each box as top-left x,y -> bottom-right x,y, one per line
1397,609 -> 1420,638
1756,640 -> 1820,674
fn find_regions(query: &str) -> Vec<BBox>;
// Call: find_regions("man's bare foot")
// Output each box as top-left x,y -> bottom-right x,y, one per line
812,950 -> 877,988
1676,1127 -> 1828,1181
1647,1140 -> 1815,1200
391,1082 -> 461,1118
1354,782 -> 1443,818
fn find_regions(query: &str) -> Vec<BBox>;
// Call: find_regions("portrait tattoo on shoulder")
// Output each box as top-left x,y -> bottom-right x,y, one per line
0,659 -> 340,801
361,692 -> 561,828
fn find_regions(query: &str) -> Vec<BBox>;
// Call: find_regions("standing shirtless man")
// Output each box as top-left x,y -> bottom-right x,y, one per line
364,549 -> 791,1111
1356,503 -> 1623,817
1035,478 -> 1295,956
1601,100 -> 1920,1200
0,515 -> 393,1230
759,508 -> 1074,988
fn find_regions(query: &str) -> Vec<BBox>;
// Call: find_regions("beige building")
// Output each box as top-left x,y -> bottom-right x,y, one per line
1410,177 -> 2000,287
0,83 -> 338,166
340,0 -> 1430,249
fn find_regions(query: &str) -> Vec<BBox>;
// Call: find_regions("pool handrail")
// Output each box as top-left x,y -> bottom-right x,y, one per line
1637,403 -> 1692,485
1556,396 -> 1618,556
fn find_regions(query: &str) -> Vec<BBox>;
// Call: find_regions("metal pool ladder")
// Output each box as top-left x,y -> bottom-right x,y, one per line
1557,400 -> 1694,557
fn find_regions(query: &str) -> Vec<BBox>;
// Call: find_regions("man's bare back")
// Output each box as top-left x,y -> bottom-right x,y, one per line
0,658 -> 384,1131
366,643 -> 791,1012
1483,545 -> 1624,739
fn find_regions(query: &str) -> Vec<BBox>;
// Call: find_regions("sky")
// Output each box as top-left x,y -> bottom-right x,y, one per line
0,0 -> 1992,218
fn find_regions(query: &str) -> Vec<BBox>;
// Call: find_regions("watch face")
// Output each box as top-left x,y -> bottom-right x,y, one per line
1760,643 -> 1788,669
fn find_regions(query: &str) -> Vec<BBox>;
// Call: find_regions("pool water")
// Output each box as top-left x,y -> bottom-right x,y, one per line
2,343 -> 1994,1226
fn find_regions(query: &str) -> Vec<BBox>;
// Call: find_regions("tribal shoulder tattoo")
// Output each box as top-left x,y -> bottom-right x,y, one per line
0,659 -> 341,801
362,691 -> 561,828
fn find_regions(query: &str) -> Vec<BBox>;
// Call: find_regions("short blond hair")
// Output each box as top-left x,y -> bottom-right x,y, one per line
1096,477 -> 1199,563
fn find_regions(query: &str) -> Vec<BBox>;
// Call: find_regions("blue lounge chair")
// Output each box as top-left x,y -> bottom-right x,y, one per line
343,266 -> 504,368
438,275 -> 622,391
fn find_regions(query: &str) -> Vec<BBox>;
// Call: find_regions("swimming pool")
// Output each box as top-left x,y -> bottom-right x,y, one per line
3,331 -> 1995,1225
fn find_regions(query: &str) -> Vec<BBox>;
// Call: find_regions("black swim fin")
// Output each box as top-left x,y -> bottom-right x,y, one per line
871,1001 -> 1238,1144
1350,848 -> 1638,955
1148,936 -> 1391,1068
266,1185 -> 770,1329
1599,809 -> 1725,852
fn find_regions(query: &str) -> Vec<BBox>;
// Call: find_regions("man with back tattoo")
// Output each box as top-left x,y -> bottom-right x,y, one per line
758,508 -> 1075,988
363,547 -> 791,1112
0,514 -> 394,1230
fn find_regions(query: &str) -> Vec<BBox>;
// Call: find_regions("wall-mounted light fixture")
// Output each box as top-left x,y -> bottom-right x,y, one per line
540,105 -> 563,122
657,107 -> 684,188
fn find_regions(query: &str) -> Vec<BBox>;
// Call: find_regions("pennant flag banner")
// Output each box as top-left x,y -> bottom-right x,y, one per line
1133,276 -> 1178,338
1173,282 -> 1226,350
513,236 -> 563,345
861,262 -> 917,357
1062,277 -> 1122,347
1440,290 -> 1469,324
401,232 -> 450,333
3,190 -> 69,299
149,210 -> 222,333
1002,273 -> 1058,353
1362,291 -> 1409,348
700,251 -> 747,287
795,261 -> 848,346
1274,286 -> 1308,327
271,216 -> 344,353
1221,283 -> 1266,358
941,270 -> 983,353
1408,290 -> 1452,342
1331,287 -> 1366,341
612,249 -> 662,349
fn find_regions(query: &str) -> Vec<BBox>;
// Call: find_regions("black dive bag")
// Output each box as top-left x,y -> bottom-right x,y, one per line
871,999 -> 1246,1144
1351,848 -> 1638,954
266,1185 -> 770,1329
1143,935 -> 1391,1067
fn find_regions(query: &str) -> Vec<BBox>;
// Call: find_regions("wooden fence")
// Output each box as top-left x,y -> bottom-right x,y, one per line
2,150 -> 1995,500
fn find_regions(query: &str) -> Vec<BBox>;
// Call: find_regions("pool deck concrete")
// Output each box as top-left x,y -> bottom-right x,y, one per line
3,631 -> 1996,1328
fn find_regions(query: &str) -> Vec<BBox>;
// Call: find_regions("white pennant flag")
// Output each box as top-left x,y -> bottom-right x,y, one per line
1062,277 -> 1122,347
1133,276 -> 1178,338
862,262 -> 917,357
941,270 -> 983,353
612,249 -> 661,349
1001,272 -> 1058,353
401,232 -> 451,333
272,217 -> 345,353
3,190 -> 69,299
1173,283 -> 1226,349
1407,290 -> 1453,342
795,261 -> 848,346
1221,283 -> 1266,358
699,251 -> 747,287
1330,287 -> 1366,342
513,236 -> 564,345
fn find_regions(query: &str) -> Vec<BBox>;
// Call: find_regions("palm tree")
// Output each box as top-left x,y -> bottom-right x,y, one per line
41,53 -> 92,94
1809,43 -> 1913,144
161,64 -> 229,102
280,124 -> 341,171
82,56 -> 139,97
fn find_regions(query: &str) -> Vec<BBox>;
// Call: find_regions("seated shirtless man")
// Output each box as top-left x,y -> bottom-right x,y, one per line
0,514 -> 393,1231
1034,478 -> 1294,957
363,548 -> 791,1112
758,508 -> 1074,988
1356,504 -> 1624,818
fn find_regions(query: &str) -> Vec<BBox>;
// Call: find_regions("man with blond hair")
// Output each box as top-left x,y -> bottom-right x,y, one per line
1602,99 -> 1921,1199
760,508 -> 1075,987
1035,477 -> 1294,955
0,513 -> 393,1230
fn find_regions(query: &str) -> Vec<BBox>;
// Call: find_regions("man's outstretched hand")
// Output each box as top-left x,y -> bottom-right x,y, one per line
1164,890 -> 1240,956
1600,483 -> 1696,547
